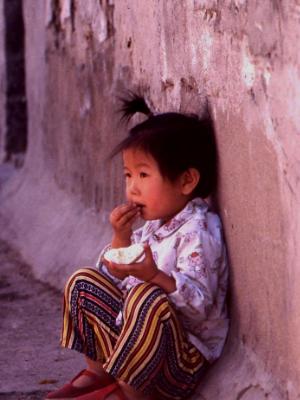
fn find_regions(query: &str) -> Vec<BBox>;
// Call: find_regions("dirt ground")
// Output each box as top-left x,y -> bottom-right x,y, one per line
0,238 -> 85,400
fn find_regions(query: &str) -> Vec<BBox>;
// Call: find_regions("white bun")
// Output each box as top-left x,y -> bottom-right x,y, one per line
104,243 -> 145,264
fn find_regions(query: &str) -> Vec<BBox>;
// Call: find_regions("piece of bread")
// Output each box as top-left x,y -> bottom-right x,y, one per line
104,243 -> 145,264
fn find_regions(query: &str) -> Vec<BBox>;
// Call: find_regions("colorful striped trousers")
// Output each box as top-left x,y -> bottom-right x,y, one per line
61,268 -> 206,399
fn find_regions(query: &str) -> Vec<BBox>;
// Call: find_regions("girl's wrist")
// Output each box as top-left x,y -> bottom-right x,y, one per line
147,270 -> 160,282
111,233 -> 132,248
149,271 -> 177,294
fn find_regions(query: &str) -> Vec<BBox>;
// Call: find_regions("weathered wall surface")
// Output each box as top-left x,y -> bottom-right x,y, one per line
1,1 -> 300,399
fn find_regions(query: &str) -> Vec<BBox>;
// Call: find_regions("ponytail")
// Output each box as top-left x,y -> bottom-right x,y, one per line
112,91 -> 217,197
119,91 -> 153,122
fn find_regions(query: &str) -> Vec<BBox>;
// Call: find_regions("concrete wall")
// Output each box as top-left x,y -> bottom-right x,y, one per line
1,1 -> 300,399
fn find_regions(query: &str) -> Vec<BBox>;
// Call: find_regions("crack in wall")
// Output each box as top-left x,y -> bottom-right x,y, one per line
236,384 -> 269,399
3,0 -> 27,165
70,0 -> 75,32
99,0 -> 115,39
50,0 -> 62,49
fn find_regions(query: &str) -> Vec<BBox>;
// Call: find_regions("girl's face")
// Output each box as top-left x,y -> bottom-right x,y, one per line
123,148 -> 189,222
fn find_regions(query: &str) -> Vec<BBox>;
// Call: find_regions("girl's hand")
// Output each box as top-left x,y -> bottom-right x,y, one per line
106,245 -> 159,282
102,258 -> 129,280
110,202 -> 140,247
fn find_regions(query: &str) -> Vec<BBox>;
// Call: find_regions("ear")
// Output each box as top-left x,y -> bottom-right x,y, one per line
180,168 -> 200,195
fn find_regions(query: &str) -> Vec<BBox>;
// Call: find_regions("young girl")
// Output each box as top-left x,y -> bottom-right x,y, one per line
46,94 -> 229,400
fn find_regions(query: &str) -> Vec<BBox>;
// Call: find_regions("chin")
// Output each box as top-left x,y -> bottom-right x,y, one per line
140,212 -> 152,221
143,214 -> 160,221
141,209 -> 161,221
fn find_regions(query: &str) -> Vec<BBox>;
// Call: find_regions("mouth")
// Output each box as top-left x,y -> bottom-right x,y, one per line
134,203 -> 145,209
135,203 -> 146,218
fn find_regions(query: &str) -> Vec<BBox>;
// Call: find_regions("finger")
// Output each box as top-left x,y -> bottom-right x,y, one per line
107,261 -> 127,279
110,209 -> 139,226
112,203 -> 137,220
102,258 -> 110,268
110,261 -> 131,275
108,260 -> 119,270
143,244 -> 153,259
117,208 -> 140,226
107,261 -> 120,275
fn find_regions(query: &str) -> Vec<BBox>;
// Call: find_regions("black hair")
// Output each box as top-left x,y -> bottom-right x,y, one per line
111,92 -> 218,198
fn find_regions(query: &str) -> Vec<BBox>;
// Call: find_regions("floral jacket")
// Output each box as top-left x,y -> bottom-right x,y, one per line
97,198 -> 229,363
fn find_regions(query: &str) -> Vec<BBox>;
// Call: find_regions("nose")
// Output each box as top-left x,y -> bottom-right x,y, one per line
126,178 -> 140,199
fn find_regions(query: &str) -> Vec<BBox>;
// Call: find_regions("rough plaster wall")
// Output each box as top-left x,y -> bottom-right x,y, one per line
1,1 -> 300,399
0,0 -> 5,162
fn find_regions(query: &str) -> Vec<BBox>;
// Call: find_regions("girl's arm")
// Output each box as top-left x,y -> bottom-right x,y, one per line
168,225 -> 227,321
110,202 -> 141,248
96,243 -> 125,284
150,270 -> 176,294
107,245 -> 176,293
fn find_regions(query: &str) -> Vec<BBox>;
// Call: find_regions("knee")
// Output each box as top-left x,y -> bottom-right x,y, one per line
124,282 -> 170,318
128,282 -> 168,300
64,267 -> 109,294
65,267 -> 94,287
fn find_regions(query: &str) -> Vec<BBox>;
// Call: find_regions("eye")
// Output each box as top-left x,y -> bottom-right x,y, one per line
139,172 -> 148,178
124,172 -> 131,179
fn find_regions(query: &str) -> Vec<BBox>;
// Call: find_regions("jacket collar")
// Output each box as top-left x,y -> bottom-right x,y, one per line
140,198 -> 209,242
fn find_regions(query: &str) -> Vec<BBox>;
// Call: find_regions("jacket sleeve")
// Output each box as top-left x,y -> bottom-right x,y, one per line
95,224 -> 144,286
95,243 -> 123,286
168,229 -> 221,321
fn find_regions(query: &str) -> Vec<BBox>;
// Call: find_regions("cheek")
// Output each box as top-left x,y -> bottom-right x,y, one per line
125,185 -> 131,199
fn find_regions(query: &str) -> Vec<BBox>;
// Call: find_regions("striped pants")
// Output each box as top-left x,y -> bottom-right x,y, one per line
61,268 -> 205,399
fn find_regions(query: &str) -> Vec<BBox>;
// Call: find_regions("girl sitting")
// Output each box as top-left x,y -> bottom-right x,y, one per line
46,93 -> 229,400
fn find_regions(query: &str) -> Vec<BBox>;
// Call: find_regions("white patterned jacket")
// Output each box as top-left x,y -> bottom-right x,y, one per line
97,198 -> 229,363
